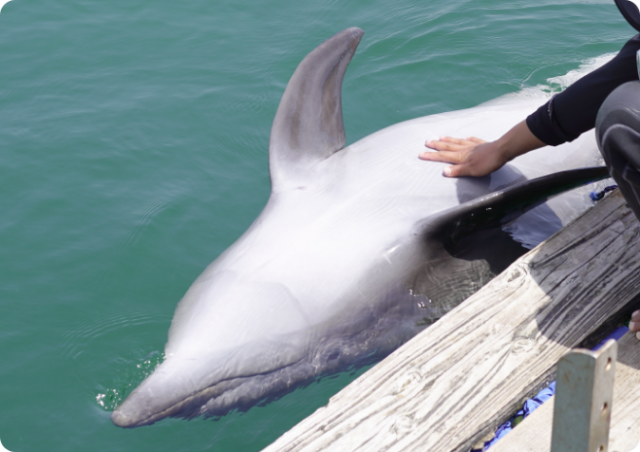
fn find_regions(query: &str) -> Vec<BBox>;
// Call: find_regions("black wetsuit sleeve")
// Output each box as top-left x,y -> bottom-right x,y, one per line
526,34 -> 640,146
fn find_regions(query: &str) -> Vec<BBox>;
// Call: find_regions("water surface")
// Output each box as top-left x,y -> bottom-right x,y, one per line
0,0 -> 633,450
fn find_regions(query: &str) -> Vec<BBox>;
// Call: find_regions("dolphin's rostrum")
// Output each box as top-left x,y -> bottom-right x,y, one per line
111,28 -> 608,427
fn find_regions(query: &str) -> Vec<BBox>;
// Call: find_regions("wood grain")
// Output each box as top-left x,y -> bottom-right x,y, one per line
262,191 -> 640,452
491,331 -> 640,452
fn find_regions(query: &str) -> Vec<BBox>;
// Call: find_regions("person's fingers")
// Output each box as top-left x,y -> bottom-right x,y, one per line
422,137 -> 500,178
438,136 -> 469,145
443,164 -> 470,178
419,151 -> 450,162
630,310 -> 640,335
419,150 -> 465,164
424,140 -> 467,152
629,311 -> 640,332
437,136 -> 483,147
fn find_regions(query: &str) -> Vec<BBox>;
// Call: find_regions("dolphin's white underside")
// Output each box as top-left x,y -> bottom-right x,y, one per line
111,28 -> 605,427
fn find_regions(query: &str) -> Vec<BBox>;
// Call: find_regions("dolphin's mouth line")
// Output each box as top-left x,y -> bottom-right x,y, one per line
115,358 -> 307,427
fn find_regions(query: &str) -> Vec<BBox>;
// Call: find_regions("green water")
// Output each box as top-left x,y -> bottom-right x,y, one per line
0,0 -> 634,450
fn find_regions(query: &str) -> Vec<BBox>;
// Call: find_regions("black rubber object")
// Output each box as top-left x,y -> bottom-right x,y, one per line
615,0 -> 640,32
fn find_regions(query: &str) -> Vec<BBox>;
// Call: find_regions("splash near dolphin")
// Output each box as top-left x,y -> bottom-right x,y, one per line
111,27 -> 609,427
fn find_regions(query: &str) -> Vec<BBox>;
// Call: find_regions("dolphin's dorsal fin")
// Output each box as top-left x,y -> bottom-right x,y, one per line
425,166 -> 611,249
269,27 -> 364,188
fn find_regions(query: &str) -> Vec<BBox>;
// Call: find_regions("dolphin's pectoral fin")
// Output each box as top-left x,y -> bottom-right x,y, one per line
269,27 -> 363,187
425,166 -> 610,252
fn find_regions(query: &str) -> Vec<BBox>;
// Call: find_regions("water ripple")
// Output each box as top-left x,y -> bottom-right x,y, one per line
60,312 -> 160,359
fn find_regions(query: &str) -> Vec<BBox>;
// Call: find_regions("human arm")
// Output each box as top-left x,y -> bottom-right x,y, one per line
420,34 -> 640,178
527,34 -> 640,145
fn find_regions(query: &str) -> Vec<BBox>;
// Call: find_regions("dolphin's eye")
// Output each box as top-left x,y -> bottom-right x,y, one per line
327,351 -> 339,361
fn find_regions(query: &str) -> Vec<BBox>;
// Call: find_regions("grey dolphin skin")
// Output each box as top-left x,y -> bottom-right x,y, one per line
111,27 -> 608,427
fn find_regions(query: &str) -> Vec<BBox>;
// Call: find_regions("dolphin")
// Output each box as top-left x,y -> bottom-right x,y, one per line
111,27 -> 609,427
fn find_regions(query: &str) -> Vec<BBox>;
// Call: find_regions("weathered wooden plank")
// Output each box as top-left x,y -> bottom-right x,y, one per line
262,191 -> 640,452
492,331 -> 640,452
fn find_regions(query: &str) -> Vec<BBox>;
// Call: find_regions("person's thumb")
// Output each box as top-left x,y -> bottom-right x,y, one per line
443,164 -> 467,177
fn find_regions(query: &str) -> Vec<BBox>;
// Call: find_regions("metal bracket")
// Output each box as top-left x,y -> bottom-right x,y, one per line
551,339 -> 617,452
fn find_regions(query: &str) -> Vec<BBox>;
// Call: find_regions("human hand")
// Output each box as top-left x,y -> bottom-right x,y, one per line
419,136 -> 508,177
630,309 -> 640,340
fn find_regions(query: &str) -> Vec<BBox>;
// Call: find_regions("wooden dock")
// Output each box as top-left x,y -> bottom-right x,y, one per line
491,330 -> 640,452
262,190 -> 640,452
